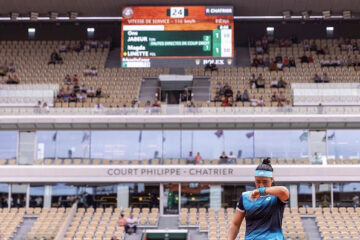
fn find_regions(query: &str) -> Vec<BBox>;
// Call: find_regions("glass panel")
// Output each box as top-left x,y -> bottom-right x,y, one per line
140,131 -> 162,160
192,130 -> 223,160
91,131 -> 140,161
333,183 -> 360,208
0,131 -> 18,160
0,184 -> 9,208
221,184 -> 248,208
327,130 -> 360,160
94,185 -> 117,208
181,183 -> 210,208
51,184 -> 78,207
163,130 -> 181,159
36,131 -> 56,160
255,130 -> 308,158
30,185 -> 45,208
11,184 -> 27,208
308,131 -> 326,164
56,131 -> 90,158
163,183 -> 179,214
315,183 -> 331,207
224,131 -> 254,159
129,184 -> 159,209
298,184 -> 312,208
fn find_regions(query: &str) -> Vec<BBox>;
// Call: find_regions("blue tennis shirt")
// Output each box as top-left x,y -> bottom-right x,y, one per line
236,191 -> 286,240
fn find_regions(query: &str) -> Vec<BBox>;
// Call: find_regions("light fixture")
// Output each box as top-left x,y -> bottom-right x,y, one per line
266,26 -> 274,35
69,12 -> 78,20
10,12 -> 19,21
28,28 -> 36,33
282,11 -> 291,20
87,27 -> 95,33
343,11 -> 351,19
50,12 -> 59,20
301,11 -> 310,20
30,12 -> 38,21
326,26 -> 334,31
322,10 -> 331,19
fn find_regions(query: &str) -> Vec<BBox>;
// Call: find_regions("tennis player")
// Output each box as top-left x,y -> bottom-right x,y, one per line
228,158 -> 289,240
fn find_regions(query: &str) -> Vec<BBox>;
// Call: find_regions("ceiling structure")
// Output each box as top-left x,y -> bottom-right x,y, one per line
0,0 -> 357,17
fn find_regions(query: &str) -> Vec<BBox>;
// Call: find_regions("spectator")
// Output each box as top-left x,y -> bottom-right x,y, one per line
87,87 -> 96,98
221,96 -> 230,107
125,214 -> 138,234
73,74 -> 79,84
59,42 -> 67,53
283,57 -> 290,67
219,152 -> 228,164
250,74 -> 257,89
118,214 -> 127,227
263,57 -> 270,67
289,58 -> 296,67
111,237 -> 118,240
270,78 -> 278,88
278,91 -> 286,102
252,57 -> 261,67
80,84 -> 87,93
65,75 -> 72,85
195,152 -> 203,164
187,101 -> 196,108
83,65 -> 91,76
256,74 -> 265,88
300,54 -> 309,63
42,102 -> 50,113
187,151 -> 195,164
257,95 -> 265,107
228,151 -> 236,164
182,87 -> 192,102
91,66 -> 98,76
242,90 -> 250,102
313,74 -> 322,83
308,55 -> 314,63
228,96 -> 234,107
303,40 -> 310,51
277,100 -> 284,107
73,82 -> 80,93
69,92 -> 77,103
131,98 -> 138,108
224,84 -> 233,98
269,60 -> 278,71
322,73 -> 330,83
36,101 -> 42,108
235,90 -> 242,102
77,92 -> 86,103
278,77 -> 287,88
48,50 -> 63,65
96,88 -> 102,98
271,92 -> 278,102
353,195 -> 359,208
6,74 -> 19,84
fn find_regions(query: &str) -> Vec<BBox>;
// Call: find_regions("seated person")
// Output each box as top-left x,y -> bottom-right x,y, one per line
224,84 -> 233,98
257,96 -> 265,107
289,58 -> 296,67
118,214 -> 127,227
270,78 -> 278,88
90,66 -> 98,76
219,152 -> 228,164
269,60 -> 278,71
96,88 -> 102,98
6,74 -> 19,84
235,90 -> 242,102
87,87 -> 96,98
313,74 -> 322,83
64,74 -> 72,85
69,92 -> 77,102
125,214 -> 138,234
249,74 -> 257,89
322,73 -> 330,83
186,151 -> 195,164
278,77 -> 287,88
241,90 -> 250,102
256,74 -> 265,88
271,93 -> 278,102
300,55 -> 309,63
83,65 -> 91,76
221,96 -> 230,107
278,91 -> 286,102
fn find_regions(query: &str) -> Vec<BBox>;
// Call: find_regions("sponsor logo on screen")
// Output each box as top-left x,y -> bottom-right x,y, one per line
122,7 -> 134,18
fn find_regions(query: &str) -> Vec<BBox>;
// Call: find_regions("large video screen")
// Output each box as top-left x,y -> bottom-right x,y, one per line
121,6 -> 234,68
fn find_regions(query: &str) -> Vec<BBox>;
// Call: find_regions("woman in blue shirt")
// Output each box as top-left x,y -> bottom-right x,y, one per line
228,158 -> 290,240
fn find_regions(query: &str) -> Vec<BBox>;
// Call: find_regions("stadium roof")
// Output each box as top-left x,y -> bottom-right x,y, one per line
0,0 -> 357,17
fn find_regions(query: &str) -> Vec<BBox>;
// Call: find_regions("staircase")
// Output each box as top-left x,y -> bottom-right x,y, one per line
105,48 -> 121,68
13,216 -> 37,240
301,217 -> 321,240
236,47 -> 251,66
139,78 -> 159,102
192,77 -> 211,102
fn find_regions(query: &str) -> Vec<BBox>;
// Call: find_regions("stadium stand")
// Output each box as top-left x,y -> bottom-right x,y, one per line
0,208 -> 25,240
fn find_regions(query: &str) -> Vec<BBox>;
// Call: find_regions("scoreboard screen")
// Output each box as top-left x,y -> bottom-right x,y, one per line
121,6 -> 234,68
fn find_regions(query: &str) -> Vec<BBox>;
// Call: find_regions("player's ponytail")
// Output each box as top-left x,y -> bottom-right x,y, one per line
256,157 -> 273,172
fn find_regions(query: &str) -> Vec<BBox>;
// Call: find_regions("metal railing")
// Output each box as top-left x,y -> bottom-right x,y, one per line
0,105 -> 359,116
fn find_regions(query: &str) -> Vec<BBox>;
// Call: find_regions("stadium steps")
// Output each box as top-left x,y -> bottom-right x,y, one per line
139,77 -> 159,102
188,229 -> 208,240
124,231 -> 143,240
301,217 -> 321,240
105,47 -> 122,68
192,77 -> 211,102
12,216 -> 37,240
158,215 -> 180,229
236,47 -> 251,66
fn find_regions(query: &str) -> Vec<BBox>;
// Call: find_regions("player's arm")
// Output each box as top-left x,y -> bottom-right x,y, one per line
228,210 -> 245,240
250,186 -> 289,202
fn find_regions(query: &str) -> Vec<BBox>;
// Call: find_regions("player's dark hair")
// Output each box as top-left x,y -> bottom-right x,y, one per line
256,157 -> 273,172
